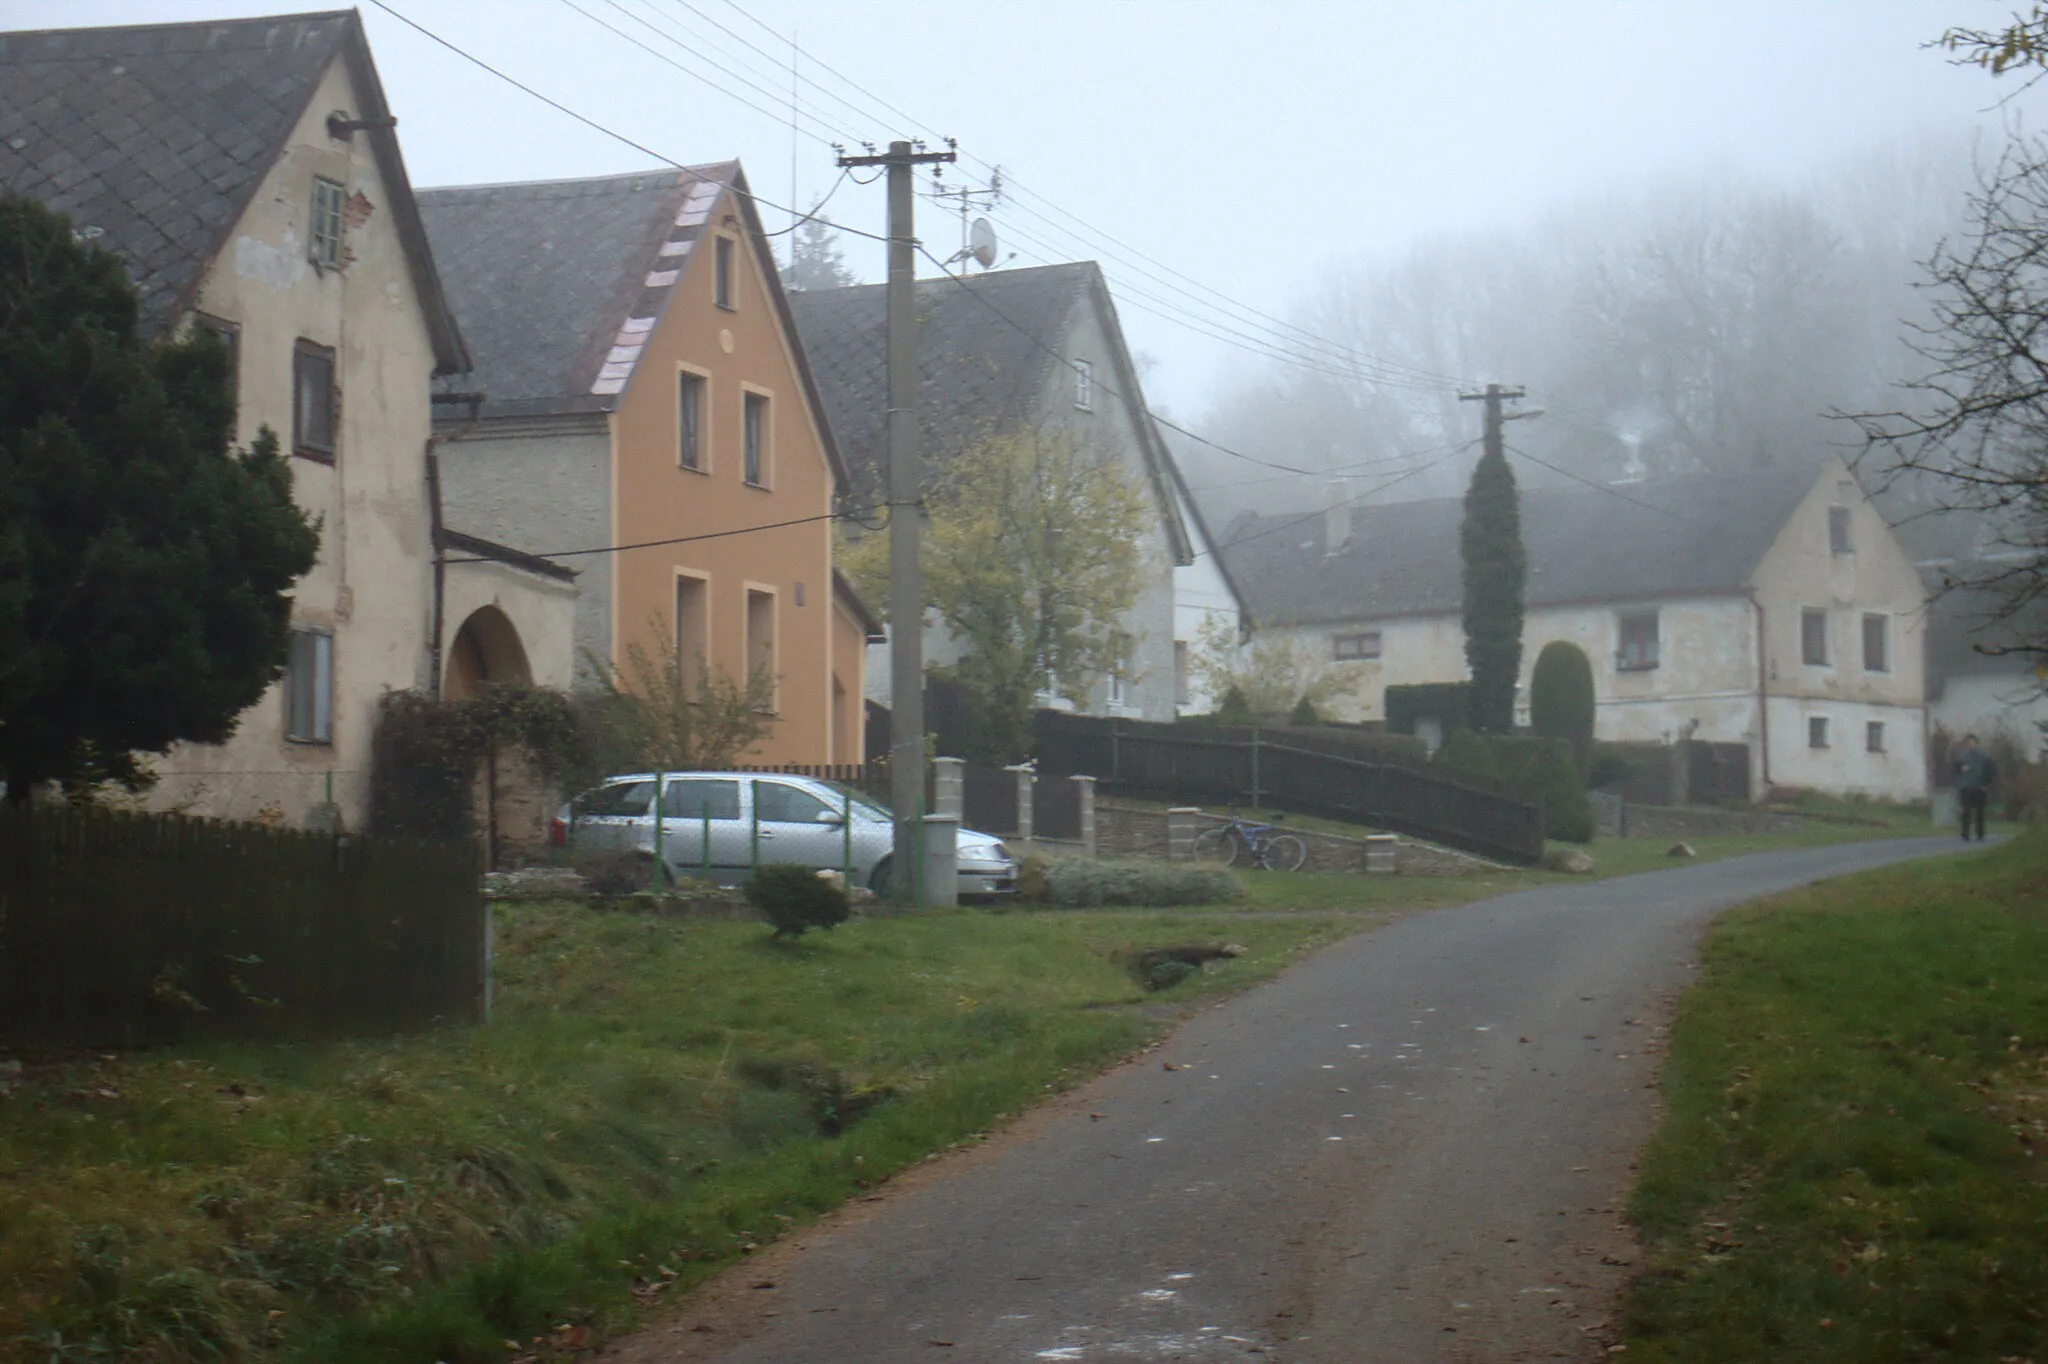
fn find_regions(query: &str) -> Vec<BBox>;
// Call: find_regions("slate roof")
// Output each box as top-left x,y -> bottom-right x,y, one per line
421,167 -> 728,418
1219,465 -> 1824,628
789,263 -> 1090,505
0,10 -> 464,371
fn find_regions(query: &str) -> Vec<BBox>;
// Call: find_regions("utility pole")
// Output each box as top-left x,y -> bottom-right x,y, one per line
1457,383 -> 1529,734
1458,382 -> 1527,460
840,138 -> 956,904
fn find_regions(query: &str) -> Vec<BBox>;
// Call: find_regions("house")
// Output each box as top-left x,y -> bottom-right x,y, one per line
789,262 -> 1193,722
0,10 -> 576,830
1161,439 -> 1251,715
1217,457 -> 1930,801
418,165 -> 874,766
1921,571 -> 2048,765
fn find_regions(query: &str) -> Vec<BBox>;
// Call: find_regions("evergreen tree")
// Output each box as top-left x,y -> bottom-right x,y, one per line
780,211 -> 859,293
1460,439 -> 1526,733
1529,640 -> 1596,773
0,193 -> 320,797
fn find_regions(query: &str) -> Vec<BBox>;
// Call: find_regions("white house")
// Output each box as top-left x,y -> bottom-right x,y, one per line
1161,446 -> 1249,715
0,12 -> 574,830
1217,457 -> 1930,801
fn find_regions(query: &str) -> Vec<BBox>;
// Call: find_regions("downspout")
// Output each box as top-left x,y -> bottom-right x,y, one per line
426,437 -> 446,697
1748,588 -> 1770,796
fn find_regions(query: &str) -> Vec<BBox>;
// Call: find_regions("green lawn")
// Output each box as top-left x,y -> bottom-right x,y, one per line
1622,830 -> 2048,1361
0,903 -> 1363,1363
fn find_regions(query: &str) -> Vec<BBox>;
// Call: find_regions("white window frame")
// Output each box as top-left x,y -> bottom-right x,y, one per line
1074,359 -> 1093,411
1866,721 -> 1886,754
1332,631 -> 1382,661
1807,715 -> 1830,750
1801,608 -> 1831,667
676,365 -> 710,472
1616,610 -> 1660,671
741,385 -> 773,488
713,234 -> 736,311
1861,612 -> 1889,673
309,176 -> 346,268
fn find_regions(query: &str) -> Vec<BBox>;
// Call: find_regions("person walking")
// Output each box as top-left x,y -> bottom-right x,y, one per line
1951,733 -> 1998,841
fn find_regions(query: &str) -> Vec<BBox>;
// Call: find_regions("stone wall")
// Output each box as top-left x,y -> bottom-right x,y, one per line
1096,803 -> 1506,877
1590,791 -> 1810,840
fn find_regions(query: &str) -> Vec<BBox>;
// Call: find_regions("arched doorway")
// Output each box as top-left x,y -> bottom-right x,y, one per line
445,606 -> 537,868
444,604 -> 532,700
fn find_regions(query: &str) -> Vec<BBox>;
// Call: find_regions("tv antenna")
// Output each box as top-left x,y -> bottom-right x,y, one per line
929,163 -> 1003,268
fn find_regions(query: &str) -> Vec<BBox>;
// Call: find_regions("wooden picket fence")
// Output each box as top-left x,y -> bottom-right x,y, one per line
0,804 -> 487,1047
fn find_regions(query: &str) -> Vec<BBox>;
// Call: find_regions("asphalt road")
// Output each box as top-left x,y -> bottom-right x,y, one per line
626,837 -> 1969,1364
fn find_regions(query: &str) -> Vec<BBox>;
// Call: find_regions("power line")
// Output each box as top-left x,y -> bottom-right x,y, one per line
440,507 -> 874,565
1502,441 -> 1701,524
367,0 -> 891,243
1197,447 -> 1477,563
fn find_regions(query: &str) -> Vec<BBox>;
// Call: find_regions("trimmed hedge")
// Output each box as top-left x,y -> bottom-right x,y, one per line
1434,732 -> 1593,843
1385,682 -> 1472,737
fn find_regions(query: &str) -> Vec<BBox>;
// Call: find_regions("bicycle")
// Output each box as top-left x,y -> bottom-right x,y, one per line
1190,816 -> 1308,872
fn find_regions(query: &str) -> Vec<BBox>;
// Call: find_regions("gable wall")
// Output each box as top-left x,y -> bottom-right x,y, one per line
146,53 -> 438,829
609,189 -> 841,764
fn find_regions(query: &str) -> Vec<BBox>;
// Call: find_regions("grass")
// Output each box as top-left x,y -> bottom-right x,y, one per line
1622,830 -> 2048,1361
0,902 -> 1363,1363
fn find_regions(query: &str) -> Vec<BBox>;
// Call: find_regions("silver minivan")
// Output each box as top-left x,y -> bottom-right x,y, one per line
553,771 -> 1018,899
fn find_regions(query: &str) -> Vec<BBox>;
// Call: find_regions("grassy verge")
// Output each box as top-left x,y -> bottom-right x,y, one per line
0,902 -> 1361,1363
1622,830 -> 2048,1361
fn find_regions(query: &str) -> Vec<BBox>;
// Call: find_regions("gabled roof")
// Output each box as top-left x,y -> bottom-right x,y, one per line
788,261 -> 1193,562
418,164 -> 846,481
1220,465 -> 1824,628
0,9 -> 465,373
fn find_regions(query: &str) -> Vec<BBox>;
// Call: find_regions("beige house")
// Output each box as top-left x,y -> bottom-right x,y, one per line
0,12 -> 576,829
1219,457 -> 1931,801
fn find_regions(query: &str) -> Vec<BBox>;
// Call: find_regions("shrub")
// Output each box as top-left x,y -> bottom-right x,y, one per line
1384,682 -> 1471,738
1529,640 -> 1595,774
1214,685 -> 1256,725
1015,852 -> 1054,904
1288,694 -> 1321,726
744,863 -> 851,939
1435,732 -> 1593,843
1587,746 -> 1637,791
573,848 -> 653,897
1433,727 -> 1501,783
1043,858 -> 1242,908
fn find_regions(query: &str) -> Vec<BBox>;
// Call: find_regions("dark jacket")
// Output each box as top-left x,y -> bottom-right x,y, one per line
1953,749 -> 1998,792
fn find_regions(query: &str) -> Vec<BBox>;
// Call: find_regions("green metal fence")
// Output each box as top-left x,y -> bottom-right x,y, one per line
0,804 -> 487,1047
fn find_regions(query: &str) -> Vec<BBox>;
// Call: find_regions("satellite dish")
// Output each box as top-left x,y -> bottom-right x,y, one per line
968,216 -> 998,269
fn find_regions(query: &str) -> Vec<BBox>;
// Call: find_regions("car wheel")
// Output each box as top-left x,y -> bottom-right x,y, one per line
868,855 -> 893,897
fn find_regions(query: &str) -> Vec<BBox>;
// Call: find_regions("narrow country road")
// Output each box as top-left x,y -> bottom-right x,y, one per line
618,838 -> 1968,1364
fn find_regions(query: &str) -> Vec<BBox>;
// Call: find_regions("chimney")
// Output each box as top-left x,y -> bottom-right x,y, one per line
1324,479 -> 1352,555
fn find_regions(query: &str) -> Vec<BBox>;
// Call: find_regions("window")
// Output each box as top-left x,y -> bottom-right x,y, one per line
1862,613 -> 1889,672
743,391 -> 769,487
677,370 -> 705,470
1866,721 -> 1886,753
283,627 -> 333,744
1808,715 -> 1830,749
292,339 -> 337,461
1828,505 -> 1852,555
309,176 -> 345,268
581,780 -> 654,817
1801,608 -> 1830,666
1173,640 -> 1191,708
714,235 -> 735,310
1074,359 -> 1093,411
674,574 -> 708,694
662,778 -> 740,820
745,588 -> 776,708
1332,631 -> 1382,661
1617,611 -> 1660,670
1107,665 -> 1127,708
753,780 -> 831,824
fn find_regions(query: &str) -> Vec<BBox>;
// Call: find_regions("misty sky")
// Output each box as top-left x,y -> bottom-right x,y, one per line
1,1 -> 2021,418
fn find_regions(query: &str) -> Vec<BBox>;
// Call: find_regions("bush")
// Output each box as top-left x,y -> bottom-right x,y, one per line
1384,682 -> 1471,737
1529,641 -> 1595,774
1015,852 -> 1054,904
1587,746 -> 1638,791
1288,694 -> 1321,726
1214,685 -> 1256,725
744,863 -> 851,939
573,848 -> 653,897
1435,732 -> 1593,843
1043,858 -> 1243,908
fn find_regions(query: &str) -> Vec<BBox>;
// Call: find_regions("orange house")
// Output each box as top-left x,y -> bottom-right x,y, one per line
420,164 -> 877,765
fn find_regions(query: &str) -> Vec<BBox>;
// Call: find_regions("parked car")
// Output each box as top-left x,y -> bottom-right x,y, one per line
551,771 -> 1018,899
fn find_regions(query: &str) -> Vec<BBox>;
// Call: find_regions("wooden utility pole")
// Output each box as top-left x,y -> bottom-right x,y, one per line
1458,383 -> 1528,734
840,139 -> 956,903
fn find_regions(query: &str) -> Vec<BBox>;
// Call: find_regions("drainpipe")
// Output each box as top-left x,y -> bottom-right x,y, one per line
426,438 -> 447,697
1748,589 -> 1770,796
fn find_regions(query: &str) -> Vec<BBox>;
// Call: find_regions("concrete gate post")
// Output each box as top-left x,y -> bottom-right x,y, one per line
1005,762 -> 1035,849
933,756 -> 965,821
1073,775 -> 1098,858
922,814 -> 959,908
1167,807 -> 1203,861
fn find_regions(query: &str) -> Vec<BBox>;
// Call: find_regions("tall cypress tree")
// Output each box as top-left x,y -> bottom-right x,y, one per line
1460,425 -> 1526,734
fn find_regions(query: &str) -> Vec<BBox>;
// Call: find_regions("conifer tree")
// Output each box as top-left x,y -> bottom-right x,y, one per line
0,193 -> 320,797
1530,640 -> 1596,773
1460,441 -> 1526,733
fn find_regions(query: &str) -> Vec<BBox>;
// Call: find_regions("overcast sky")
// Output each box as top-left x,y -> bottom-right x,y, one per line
1,1 -> 2020,416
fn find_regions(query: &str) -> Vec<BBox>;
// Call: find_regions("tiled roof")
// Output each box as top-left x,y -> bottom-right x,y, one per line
1219,465 -> 1824,628
787,263 -> 1094,507
0,11 -> 351,336
419,166 -> 738,418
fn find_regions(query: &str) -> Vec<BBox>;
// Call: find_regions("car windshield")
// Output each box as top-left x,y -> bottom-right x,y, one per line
824,783 -> 892,820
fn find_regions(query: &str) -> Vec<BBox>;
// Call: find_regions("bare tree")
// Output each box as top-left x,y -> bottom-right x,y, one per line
1847,137 -> 2048,676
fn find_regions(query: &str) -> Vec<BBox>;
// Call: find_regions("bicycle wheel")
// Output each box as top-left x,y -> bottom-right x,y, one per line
1259,834 -> 1308,872
1191,826 -> 1240,867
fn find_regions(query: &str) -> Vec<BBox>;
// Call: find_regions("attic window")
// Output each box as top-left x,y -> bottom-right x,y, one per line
714,236 -> 735,310
1074,359 -> 1093,411
1828,505 -> 1852,555
309,177 -> 345,268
